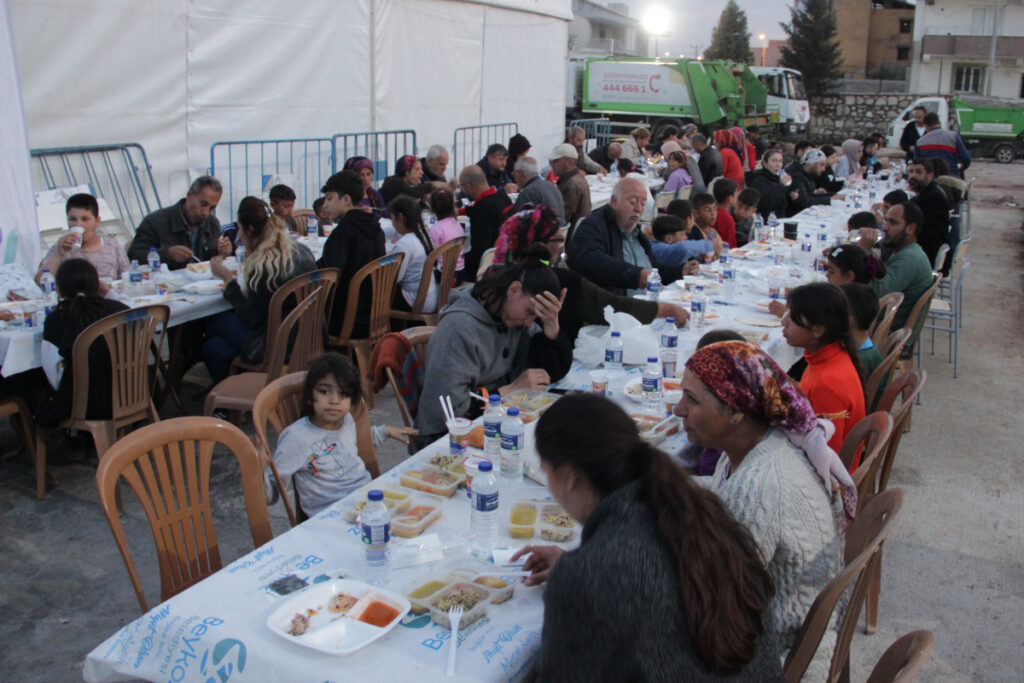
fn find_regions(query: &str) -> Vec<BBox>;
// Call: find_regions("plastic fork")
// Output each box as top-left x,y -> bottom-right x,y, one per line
446,604 -> 463,677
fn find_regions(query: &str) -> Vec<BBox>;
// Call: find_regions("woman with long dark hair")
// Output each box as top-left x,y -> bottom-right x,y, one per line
386,196 -> 436,313
36,259 -> 128,426
414,250 -> 570,442
379,155 -> 424,204
782,282 -> 866,461
204,196 -> 316,383
512,394 -> 778,681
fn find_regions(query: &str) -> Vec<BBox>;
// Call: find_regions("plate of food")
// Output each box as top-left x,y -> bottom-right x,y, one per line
624,377 -> 682,403
183,279 -> 224,295
266,578 -> 410,655
183,261 -> 214,281
735,315 -> 782,328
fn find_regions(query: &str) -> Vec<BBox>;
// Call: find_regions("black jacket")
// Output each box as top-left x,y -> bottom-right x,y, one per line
697,146 -> 723,186
128,199 -> 221,269
787,165 -> 831,215
568,205 -> 683,295
900,121 -> 922,156
911,181 -> 951,272
745,168 -> 790,221
588,145 -> 617,172
476,156 -> 510,189
463,189 -> 513,281
317,209 -> 386,336
817,165 -> 845,195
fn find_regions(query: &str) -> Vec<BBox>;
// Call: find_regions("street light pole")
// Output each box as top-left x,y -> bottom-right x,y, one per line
759,33 -> 767,66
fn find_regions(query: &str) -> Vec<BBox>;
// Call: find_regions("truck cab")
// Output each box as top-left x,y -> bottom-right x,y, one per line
749,67 -> 810,136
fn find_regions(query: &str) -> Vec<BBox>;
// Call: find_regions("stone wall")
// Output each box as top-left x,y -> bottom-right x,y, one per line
809,93 -> 918,145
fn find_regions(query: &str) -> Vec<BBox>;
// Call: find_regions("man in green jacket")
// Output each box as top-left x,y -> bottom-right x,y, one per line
867,201 -> 934,330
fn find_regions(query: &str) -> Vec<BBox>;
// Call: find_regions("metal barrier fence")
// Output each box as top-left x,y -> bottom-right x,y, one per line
451,122 -> 518,176
331,129 -> 418,189
569,118 -> 612,147
209,138 -> 334,223
30,143 -> 162,237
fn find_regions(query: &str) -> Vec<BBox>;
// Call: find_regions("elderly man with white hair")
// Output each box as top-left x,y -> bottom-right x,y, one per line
568,177 -> 685,296
511,156 -> 565,225
419,144 -> 457,191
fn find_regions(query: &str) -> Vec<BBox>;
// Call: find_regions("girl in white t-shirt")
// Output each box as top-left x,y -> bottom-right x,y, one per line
387,196 -> 438,313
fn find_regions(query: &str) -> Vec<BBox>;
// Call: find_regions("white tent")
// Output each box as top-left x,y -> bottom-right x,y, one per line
10,0 -> 570,219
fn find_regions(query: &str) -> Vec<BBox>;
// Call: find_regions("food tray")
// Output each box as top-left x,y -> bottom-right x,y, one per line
624,377 -> 682,403
428,582 -> 492,630
182,261 -> 214,281
538,503 -> 579,543
441,561 -> 517,606
631,413 -> 680,447
508,498 -> 538,539
400,467 -> 462,497
266,578 -> 410,655
471,575 -> 516,604
427,452 -> 467,477
404,574 -> 451,615
390,493 -> 445,538
501,390 -> 559,422
343,486 -> 412,523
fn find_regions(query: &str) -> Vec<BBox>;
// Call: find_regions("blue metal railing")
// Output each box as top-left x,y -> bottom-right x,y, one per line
330,129 -> 417,188
451,122 -> 518,177
569,118 -> 612,147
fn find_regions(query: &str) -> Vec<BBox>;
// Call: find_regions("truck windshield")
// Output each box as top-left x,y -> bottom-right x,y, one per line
760,75 -> 784,98
786,73 -> 807,100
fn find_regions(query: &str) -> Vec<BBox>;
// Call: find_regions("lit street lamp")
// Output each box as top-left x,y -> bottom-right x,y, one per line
642,6 -> 671,58
758,33 -> 767,66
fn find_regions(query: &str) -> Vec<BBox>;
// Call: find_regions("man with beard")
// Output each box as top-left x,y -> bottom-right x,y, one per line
908,158 -> 952,273
786,149 -> 832,215
900,106 -> 927,157
129,175 -> 231,267
862,201 -> 934,330
568,177 -> 684,296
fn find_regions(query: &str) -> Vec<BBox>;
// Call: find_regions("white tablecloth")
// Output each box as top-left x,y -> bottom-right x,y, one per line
84,434 -> 560,683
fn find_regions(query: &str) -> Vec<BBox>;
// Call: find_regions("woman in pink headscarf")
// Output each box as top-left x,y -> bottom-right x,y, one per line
730,126 -> 756,172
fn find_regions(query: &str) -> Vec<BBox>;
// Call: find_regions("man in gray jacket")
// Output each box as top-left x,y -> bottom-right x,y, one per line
511,157 -> 565,224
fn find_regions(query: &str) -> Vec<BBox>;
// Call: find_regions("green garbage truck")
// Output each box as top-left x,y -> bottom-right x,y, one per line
886,96 -> 1024,163
567,57 -> 809,139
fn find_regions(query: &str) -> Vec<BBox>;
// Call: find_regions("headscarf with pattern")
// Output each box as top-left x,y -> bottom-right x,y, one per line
492,205 -> 562,267
730,126 -> 749,169
685,340 -> 858,527
343,156 -> 374,174
394,155 -> 418,177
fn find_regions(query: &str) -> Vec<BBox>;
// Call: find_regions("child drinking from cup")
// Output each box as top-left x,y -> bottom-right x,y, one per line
36,194 -> 129,285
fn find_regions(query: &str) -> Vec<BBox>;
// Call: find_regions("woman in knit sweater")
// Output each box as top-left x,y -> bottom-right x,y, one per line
512,394 -> 778,681
677,340 -> 855,681
782,282 -> 867,463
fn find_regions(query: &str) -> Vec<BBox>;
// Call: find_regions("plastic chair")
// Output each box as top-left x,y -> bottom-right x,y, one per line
838,411 -> 893,475
783,488 -> 904,683
231,268 -> 340,374
935,238 -> 968,303
391,237 -> 464,327
0,397 -> 41,499
864,328 -> 912,412
859,369 -> 927,634
930,243 -> 950,272
204,287 -> 324,419
35,305 -> 169,498
871,292 -> 904,348
95,417 -> 273,612
475,248 -> 496,281
330,252 -> 405,409
865,630 -> 935,683
896,273 -> 941,374
926,258 -> 970,378
251,371 -> 380,526
961,178 -> 975,239
382,326 -> 434,430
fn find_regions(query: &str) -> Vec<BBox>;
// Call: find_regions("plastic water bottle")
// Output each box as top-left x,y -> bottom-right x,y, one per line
39,269 -> 56,297
661,318 -> 678,349
128,260 -> 143,297
470,460 -> 499,556
753,214 -> 765,242
499,408 -> 525,485
358,490 -> 390,585
767,212 -> 779,239
235,244 -> 246,264
147,247 -> 161,273
604,331 -> 623,370
307,216 -> 318,238
646,268 -> 662,300
483,395 -> 503,459
642,356 -> 663,411
691,286 -> 706,330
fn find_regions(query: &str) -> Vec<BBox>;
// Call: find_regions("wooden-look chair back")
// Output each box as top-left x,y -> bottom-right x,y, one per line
382,326 -> 435,429
392,237 -> 464,327
783,488 -> 904,683
252,371 -> 380,526
871,292 -> 904,347
232,268 -> 340,374
95,417 -> 273,612
848,412 -> 894,504
865,630 -> 935,683
864,328 -> 912,412
901,274 -> 942,355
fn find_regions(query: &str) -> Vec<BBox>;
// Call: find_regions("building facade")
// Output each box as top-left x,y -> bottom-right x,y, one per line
834,0 -> 916,80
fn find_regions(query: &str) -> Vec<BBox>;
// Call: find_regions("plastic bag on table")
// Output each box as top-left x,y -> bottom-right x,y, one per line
571,306 -> 659,367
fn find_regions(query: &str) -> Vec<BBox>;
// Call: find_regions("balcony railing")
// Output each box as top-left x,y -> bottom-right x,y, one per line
921,34 -> 1024,58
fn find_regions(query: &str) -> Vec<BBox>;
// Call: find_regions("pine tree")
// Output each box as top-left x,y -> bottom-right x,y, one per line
705,0 -> 753,64
780,0 -> 842,98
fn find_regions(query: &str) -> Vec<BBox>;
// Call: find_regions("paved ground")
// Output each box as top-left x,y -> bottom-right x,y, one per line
1,161 -> 1022,681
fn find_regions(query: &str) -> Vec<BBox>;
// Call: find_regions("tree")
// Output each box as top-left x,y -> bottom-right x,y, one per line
780,0 -> 842,98
705,0 -> 753,64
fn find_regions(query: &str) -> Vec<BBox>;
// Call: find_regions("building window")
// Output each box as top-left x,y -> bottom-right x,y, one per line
953,64 -> 986,94
897,47 -> 910,61
899,18 -> 912,34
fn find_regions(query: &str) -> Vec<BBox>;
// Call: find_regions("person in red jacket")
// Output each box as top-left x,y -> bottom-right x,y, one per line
711,177 -> 739,247
781,282 -> 866,467
713,129 -> 745,186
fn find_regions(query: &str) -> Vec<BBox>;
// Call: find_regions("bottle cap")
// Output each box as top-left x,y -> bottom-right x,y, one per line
697,285 -> 704,291
611,331 -> 621,337
648,357 -> 658,363
666,317 -> 675,324
489,394 -> 501,405
478,461 -> 493,472
367,490 -> 383,501
506,407 -> 520,417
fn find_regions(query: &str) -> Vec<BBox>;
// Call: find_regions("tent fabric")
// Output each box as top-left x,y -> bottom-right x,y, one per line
9,0 -> 569,217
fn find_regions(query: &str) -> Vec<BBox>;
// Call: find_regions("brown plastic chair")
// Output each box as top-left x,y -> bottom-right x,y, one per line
475,248 -> 496,281
95,417 -> 273,612
864,328 -> 912,412
391,237 -> 464,328
859,369 -> 927,634
783,488 -> 904,683
383,326 -> 435,429
898,274 -> 942,373
231,268 -> 340,374
329,252 -> 405,409
251,371 -> 380,526
839,411 -> 893,481
871,292 -> 904,348
0,397 -> 41,498
866,630 -> 935,683
35,305 -> 170,498
204,287 -> 324,419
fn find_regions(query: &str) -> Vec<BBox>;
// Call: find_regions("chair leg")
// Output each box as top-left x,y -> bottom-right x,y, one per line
34,429 -> 48,501
865,550 -> 882,635
354,346 -> 373,410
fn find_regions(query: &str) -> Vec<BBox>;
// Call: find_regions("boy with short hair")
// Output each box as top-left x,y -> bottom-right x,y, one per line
711,178 -> 739,247
732,188 -> 760,247
269,184 -> 315,234
649,215 -> 715,266
36,193 -> 129,283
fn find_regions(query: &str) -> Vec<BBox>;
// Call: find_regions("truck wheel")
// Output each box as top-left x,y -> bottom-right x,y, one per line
994,144 -> 1015,164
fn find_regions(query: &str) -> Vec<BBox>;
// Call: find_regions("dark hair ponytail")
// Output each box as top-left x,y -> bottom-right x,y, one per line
54,259 -> 110,332
535,395 -> 773,674
387,195 -> 434,254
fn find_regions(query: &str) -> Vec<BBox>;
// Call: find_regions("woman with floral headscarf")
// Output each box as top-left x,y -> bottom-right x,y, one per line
730,126 -> 757,172
379,155 -> 424,204
675,340 -> 853,681
489,206 -> 690,340
713,130 -> 745,186
343,156 -> 389,219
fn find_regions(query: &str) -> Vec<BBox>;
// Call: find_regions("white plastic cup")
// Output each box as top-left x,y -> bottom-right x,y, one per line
590,370 -> 608,396
22,304 -> 39,328
70,226 -> 85,248
447,417 -> 472,457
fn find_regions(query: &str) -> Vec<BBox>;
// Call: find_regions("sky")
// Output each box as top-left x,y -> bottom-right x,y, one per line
614,0 -> 793,59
